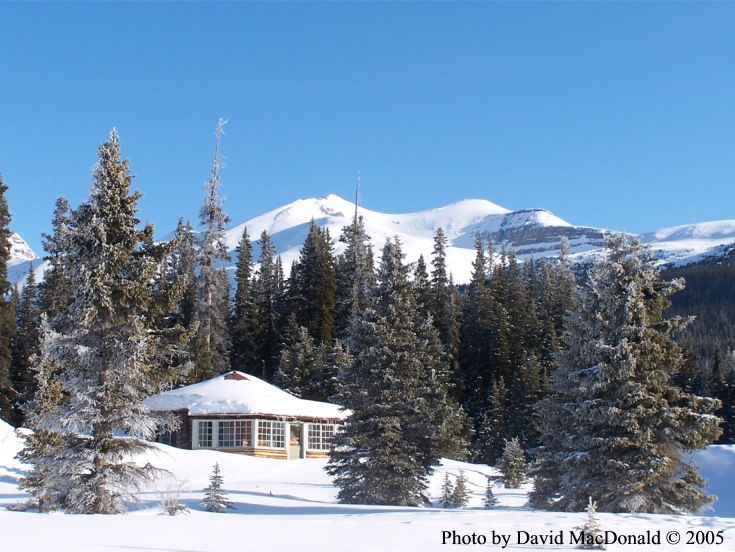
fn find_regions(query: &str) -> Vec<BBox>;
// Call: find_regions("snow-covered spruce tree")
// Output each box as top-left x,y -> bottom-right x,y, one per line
154,218 -> 197,333
484,477 -> 498,509
431,227 -> 459,365
230,226 -> 260,370
37,197 -> 73,321
497,437 -> 527,488
335,213 -> 374,338
16,198 -> 72,511
24,130 -> 183,514
440,472 -> 455,508
451,470 -> 470,508
413,255 -> 432,321
201,462 -> 234,512
576,497 -> 607,550
0,174 -> 15,422
192,119 -> 231,382
327,238 -> 465,506
531,235 -> 722,513
17,324 -> 66,512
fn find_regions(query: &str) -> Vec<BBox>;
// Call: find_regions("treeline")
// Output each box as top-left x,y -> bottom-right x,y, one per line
663,262 -> 735,442
0,126 -> 730,514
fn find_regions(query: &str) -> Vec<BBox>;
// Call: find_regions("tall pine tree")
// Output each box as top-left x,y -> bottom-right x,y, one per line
37,197 -> 73,321
253,230 -> 280,379
289,221 -> 336,344
192,119 -> 231,382
10,267 -> 39,426
230,227 -> 260,370
531,235 -> 722,513
335,214 -> 374,337
24,129 -> 184,513
327,238 -> 465,505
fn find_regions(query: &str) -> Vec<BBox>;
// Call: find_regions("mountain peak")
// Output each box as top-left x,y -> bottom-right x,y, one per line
8,232 -> 38,266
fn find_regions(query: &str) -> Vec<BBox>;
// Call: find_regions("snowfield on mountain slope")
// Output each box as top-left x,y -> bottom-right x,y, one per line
1,420 -> 734,552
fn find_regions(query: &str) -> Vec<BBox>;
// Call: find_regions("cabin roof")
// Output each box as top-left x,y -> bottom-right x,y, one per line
144,371 -> 347,420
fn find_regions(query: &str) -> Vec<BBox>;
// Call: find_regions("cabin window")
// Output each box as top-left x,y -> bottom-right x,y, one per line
307,423 -> 337,451
197,420 -> 213,448
218,420 -> 252,448
156,427 -> 174,446
257,420 -> 285,449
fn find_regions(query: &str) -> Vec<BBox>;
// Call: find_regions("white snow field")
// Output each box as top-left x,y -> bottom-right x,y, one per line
1,420 -> 734,551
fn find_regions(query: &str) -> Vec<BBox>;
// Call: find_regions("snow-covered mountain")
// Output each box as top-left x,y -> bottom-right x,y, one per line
6,195 -> 734,286
222,194 -> 609,284
221,194 -> 734,282
6,232 -> 44,288
8,232 -> 37,267
642,221 -> 735,266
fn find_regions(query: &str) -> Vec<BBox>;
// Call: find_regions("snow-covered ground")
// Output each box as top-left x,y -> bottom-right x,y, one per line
1,420 -> 734,551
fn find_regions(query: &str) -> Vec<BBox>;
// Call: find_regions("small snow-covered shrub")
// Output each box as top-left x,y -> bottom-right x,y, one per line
160,486 -> 189,516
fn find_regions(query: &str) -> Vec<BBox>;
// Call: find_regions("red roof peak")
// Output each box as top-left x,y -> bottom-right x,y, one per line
224,371 -> 249,381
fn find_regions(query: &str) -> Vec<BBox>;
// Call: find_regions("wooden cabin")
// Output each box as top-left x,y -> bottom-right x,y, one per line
144,371 -> 346,459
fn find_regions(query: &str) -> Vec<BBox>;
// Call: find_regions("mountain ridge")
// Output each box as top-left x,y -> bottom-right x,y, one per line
7,194 -> 735,285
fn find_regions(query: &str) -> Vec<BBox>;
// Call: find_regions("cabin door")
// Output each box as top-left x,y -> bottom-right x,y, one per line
288,423 -> 303,459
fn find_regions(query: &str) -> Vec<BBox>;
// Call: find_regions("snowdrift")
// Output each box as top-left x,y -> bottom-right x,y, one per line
0,419 -> 733,551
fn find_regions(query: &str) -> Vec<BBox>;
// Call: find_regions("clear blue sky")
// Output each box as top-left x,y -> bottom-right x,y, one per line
1,2 -> 733,254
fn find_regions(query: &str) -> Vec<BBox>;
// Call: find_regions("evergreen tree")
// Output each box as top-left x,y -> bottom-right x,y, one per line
413,254 -> 432,321
484,477 -> 498,509
289,221 -> 337,344
497,437 -> 527,488
328,238 -> 464,505
253,230 -> 280,379
451,470 -> 470,508
475,376 -> 508,465
430,228 -> 454,350
458,235 -> 492,425
16,346 -> 65,512
37,197 -> 73,321
201,462 -> 234,512
21,129 -> 184,513
10,267 -> 39,426
531,235 -> 722,513
17,197 -> 71,509
506,353 -> 543,449
147,220 -> 198,390
440,472 -> 455,508
230,227 -> 260,370
161,218 -> 197,331
335,214 -> 374,337
274,314 -> 315,397
576,498 -> 607,550
192,120 -> 231,382
0,175 -> 15,422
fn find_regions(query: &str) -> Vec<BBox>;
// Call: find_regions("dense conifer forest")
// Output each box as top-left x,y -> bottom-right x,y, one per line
0,128 -> 732,513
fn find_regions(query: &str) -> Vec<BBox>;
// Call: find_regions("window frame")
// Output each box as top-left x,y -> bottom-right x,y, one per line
306,423 -> 337,451
217,419 -> 252,448
196,420 -> 213,449
257,420 -> 286,449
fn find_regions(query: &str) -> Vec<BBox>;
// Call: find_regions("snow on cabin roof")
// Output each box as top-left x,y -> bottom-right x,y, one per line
144,371 -> 347,420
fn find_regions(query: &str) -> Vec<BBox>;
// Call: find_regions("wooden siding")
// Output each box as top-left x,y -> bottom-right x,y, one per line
209,447 -> 288,459
305,450 -> 330,459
